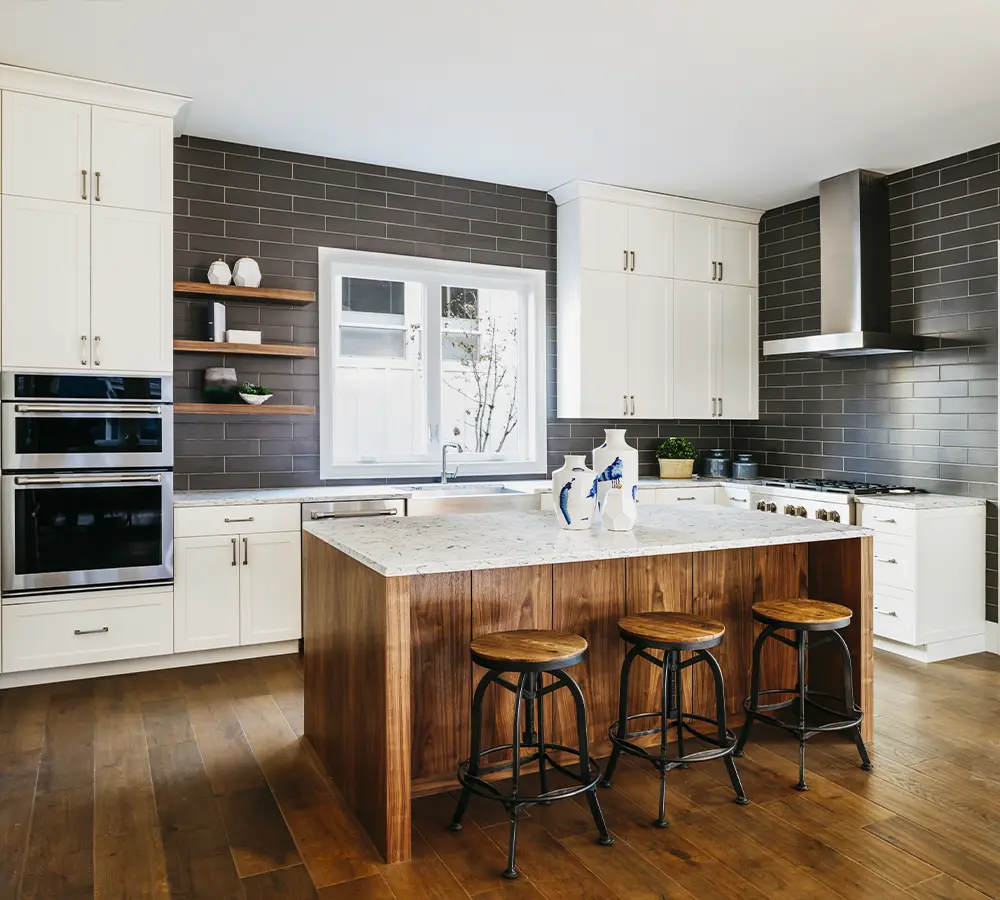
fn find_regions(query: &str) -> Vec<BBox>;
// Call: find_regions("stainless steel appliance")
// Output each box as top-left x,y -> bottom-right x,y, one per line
748,478 -> 922,526
302,498 -> 406,522
1,373 -> 173,596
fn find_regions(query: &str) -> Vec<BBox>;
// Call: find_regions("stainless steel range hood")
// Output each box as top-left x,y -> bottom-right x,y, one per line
762,169 -> 924,357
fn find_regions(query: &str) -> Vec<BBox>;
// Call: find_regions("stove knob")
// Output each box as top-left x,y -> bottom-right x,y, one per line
766,502 -> 777,513
784,504 -> 796,516
829,510 -> 841,523
755,501 -> 766,511
815,509 -> 828,520
795,506 -> 807,517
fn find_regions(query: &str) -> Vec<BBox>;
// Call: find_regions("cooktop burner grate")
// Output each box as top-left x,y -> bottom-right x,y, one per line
760,478 -> 923,495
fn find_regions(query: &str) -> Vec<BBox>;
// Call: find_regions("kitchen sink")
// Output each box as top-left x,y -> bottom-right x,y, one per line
405,483 -> 538,516
405,483 -> 519,496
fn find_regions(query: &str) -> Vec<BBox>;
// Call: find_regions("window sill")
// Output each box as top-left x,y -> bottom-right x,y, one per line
322,460 -> 547,481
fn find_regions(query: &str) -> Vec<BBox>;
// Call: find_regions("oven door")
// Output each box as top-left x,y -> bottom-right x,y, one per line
2,472 -> 173,595
1,402 -> 172,470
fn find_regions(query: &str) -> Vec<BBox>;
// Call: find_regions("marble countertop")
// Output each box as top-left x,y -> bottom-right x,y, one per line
855,494 -> 987,511
304,504 -> 870,577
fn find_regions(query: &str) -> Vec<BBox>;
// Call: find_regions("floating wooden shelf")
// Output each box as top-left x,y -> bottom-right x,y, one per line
173,339 -> 316,358
173,281 -> 316,304
175,402 -> 315,416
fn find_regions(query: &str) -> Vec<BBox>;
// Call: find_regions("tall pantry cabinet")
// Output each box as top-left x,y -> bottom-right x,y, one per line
552,181 -> 761,421
0,66 -> 188,375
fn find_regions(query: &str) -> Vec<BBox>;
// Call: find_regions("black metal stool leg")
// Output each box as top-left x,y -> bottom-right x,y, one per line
554,669 -> 613,846
700,649 -> 749,805
451,669 -> 500,831
534,673 -> 551,800
503,807 -> 521,880
673,651 -> 687,767
795,630 -> 809,791
601,644 -> 641,788
502,672 -> 529,878
831,629 -> 873,772
653,649 -> 672,827
735,624 -> 773,757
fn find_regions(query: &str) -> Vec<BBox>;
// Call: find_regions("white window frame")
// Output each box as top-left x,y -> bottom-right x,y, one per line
319,248 -> 548,480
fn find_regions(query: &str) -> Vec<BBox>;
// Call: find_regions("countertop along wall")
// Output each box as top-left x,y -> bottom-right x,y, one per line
733,146 -> 1000,623
172,136 -> 732,491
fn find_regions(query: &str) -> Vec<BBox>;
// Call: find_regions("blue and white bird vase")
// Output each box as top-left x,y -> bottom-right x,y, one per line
551,455 -> 597,530
592,428 -> 640,520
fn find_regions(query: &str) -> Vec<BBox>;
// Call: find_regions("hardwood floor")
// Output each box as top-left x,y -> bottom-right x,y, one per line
1,650 -> 999,899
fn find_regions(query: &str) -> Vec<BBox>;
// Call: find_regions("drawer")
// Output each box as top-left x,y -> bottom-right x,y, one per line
175,502 -> 300,538
858,505 -> 916,537
872,534 -> 916,590
718,487 -> 751,508
2,587 -> 173,673
872,585 -> 917,644
656,487 -> 716,505
635,487 -> 658,504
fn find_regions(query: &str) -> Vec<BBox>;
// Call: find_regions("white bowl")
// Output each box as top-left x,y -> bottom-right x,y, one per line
239,392 -> 272,405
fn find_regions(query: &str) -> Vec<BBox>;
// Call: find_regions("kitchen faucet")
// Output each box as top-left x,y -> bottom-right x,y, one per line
441,442 -> 463,484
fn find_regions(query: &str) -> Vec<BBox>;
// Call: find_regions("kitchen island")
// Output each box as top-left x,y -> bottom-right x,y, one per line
302,505 -> 873,863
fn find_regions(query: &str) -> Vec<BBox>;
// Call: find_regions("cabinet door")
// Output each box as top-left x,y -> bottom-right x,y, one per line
578,199 -> 630,273
673,213 -> 715,282
1,92 -> 91,203
716,220 -> 758,287
579,269 -> 629,417
90,107 -> 173,213
1,196 -> 91,370
174,535 -> 241,652
91,207 -> 172,373
627,206 -> 673,278
626,275 -> 672,418
717,286 -> 758,420
239,532 -> 302,645
672,280 -> 715,419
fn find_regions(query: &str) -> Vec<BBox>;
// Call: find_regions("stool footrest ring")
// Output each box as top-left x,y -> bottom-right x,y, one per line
743,689 -> 864,736
607,711 -> 739,770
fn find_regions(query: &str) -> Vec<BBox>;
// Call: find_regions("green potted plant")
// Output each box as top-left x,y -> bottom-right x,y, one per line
238,382 -> 273,406
655,437 -> 698,479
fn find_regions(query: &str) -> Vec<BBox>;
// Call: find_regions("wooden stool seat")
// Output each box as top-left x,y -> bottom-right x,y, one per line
752,599 -> 852,631
617,612 -> 725,650
470,629 -> 588,672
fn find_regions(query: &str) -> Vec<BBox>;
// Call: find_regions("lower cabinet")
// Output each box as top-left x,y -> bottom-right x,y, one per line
174,503 -> 302,653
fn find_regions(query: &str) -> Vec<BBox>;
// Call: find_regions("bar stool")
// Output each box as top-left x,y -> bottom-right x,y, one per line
450,629 -> 613,879
601,612 -> 748,828
734,599 -> 873,791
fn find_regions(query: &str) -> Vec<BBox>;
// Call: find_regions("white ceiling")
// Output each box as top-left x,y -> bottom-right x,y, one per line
3,0 -> 1000,210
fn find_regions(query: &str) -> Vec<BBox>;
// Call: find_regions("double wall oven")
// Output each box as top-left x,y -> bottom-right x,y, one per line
1,373 -> 174,597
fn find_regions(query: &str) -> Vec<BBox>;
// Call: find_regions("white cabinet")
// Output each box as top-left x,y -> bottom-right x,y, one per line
626,276 -> 672,418
672,280 -> 758,420
656,486 -> 716,505
90,106 -> 173,213
174,504 -> 302,653
673,213 -> 757,287
1,195 -> 91,370
627,206 -> 673,278
570,198 -> 673,277
1,92 -> 91,203
91,206 -> 172,372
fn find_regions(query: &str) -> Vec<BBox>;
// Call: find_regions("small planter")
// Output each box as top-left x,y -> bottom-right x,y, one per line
659,458 -> 694,479
239,392 -> 272,405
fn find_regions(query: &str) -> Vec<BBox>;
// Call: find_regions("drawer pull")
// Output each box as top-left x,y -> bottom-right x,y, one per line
74,626 -> 109,635
875,608 -> 898,617
875,557 -> 898,564
310,509 -> 399,519
874,517 -> 897,524
729,496 -> 746,502
677,496 -> 696,501
224,516 -> 255,523
231,537 -> 237,566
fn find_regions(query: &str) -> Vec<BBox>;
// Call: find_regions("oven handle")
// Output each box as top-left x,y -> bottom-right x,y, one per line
13,473 -> 164,486
13,403 -> 164,415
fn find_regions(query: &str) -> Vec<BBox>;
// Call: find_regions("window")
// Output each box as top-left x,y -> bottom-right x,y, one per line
319,249 -> 547,479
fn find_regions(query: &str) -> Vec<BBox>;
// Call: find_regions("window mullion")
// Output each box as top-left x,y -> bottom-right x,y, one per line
425,276 -> 445,453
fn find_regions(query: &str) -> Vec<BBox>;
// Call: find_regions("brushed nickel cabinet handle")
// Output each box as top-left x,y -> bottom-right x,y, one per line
711,397 -> 717,417
712,261 -> 717,281
718,260 -> 724,281
242,537 -> 248,566
630,395 -> 635,416
718,396 -> 723,417
874,517 -> 897,524
630,251 -> 635,272
231,537 -> 237,566
74,626 -> 109,635
623,250 -> 628,271
95,171 -> 101,202
80,335 -> 87,366
677,496 -> 696,501
224,516 -> 255,523
623,394 -> 628,416
81,169 -> 88,200
94,335 -> 101,366
875,608 -> 898,617
875,556 -> 898,564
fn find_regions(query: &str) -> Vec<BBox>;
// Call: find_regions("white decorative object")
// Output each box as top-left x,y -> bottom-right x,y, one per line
601,482 -> 637,532
592,429 -> 640,514
551,455 -> 596,530
239,391 -> 272,406
232,257 -> 262,288
207,258 -> 232,285
226,329 -> 262,344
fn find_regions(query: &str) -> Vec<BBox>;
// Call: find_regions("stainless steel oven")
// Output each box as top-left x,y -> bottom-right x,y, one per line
1,372 -> 174,596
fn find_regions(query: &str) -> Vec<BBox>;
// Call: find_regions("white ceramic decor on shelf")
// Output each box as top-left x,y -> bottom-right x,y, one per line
208,258 -> 232,285
232,257 -> 262,288
593,429 -> 639,513
551,455 -> 597,530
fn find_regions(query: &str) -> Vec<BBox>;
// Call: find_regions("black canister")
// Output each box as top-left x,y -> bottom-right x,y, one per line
731,452 -> 759,480
702,448 -> 731,478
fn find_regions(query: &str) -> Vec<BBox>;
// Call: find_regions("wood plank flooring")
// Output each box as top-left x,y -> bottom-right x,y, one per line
1,650 -> 998,898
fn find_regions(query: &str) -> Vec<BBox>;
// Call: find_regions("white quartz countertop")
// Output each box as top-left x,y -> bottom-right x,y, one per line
304,504 -> 870,577
855,494 -> 987,511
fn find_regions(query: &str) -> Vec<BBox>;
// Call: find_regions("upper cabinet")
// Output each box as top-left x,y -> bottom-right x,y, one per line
552,181 -> 762,421
673,213 -> 758,286
0,67 -> 188,374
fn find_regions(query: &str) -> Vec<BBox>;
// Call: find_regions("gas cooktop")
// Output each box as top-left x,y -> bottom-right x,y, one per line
761,478 -> 924,496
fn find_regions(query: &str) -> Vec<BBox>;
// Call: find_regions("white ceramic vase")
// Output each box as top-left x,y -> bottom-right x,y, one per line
551,455 -> 597,530
592,429 -> 640,514
207,258 -> 232,285
601,482 -> 637,532
232,257 -> 262,288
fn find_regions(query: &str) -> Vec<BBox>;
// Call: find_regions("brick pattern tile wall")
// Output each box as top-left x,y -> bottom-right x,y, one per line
734,146 -> 999,622
173,135 -> 731,492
